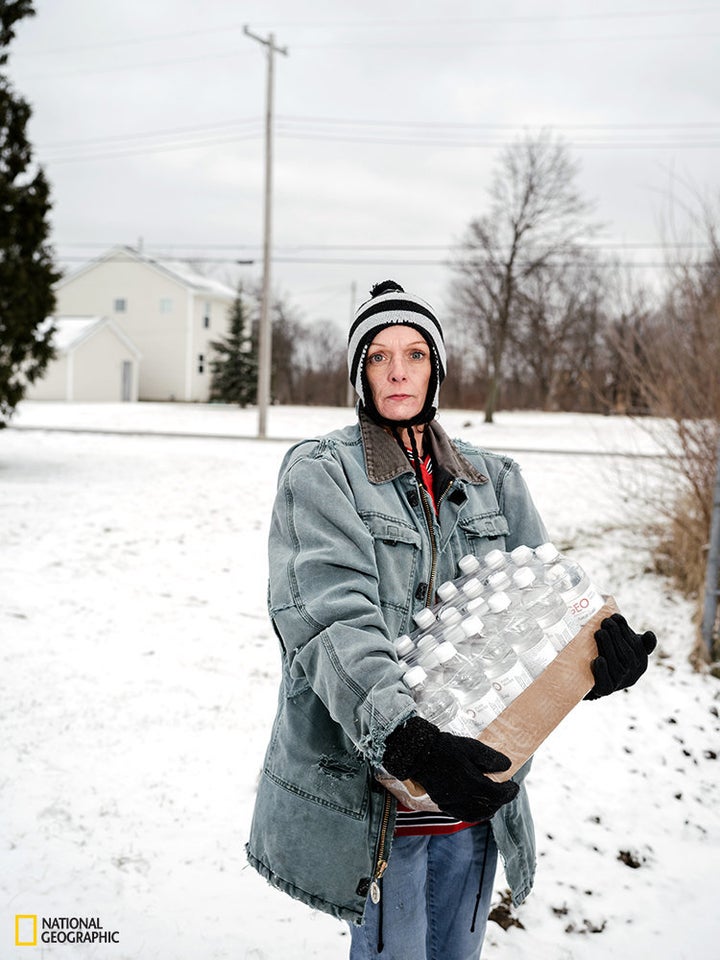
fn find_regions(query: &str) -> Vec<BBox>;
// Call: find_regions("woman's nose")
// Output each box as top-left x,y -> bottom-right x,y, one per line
388,357 -> 407,381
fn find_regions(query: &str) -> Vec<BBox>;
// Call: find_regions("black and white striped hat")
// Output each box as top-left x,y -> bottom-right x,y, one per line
347,280 -> 447,424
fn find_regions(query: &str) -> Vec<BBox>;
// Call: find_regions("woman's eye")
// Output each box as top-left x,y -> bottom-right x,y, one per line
368,352 -> 385,363
410,350 -> 426,360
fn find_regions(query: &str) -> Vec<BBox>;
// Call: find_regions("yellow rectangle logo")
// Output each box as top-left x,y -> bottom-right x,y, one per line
15,915 -> 38,946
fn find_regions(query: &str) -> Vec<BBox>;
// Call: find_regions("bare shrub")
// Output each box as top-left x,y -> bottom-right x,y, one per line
620,204 -> 720,660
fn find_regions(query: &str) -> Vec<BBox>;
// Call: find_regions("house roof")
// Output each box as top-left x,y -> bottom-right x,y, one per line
56,245 -> 237,301
49,315 -> 142,358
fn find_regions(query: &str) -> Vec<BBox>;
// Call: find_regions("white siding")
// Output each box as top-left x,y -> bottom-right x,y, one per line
26,355 -> 69,401
25,320 -> 140,402
56,251 -> 187,401
55,249 -> 234,402
72,326 -> 139,401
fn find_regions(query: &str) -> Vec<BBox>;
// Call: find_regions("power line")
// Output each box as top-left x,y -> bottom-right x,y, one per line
54,252 -> 713,270
277,115 -> 720,131
55,240 -> 715,252
40,115 -> 720,151
37,117 -> 720,164
16,6 -> 720,58
40,117 -> 263,150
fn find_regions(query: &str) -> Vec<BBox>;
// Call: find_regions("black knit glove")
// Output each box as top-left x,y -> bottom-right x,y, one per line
382,716 -> 519,821
585,613 -> 657,700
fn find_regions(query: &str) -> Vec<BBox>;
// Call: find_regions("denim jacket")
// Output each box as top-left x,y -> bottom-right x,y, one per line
246,412 -> 548,924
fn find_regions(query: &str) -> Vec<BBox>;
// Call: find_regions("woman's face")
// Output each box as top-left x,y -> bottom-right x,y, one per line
365,325 -> 431,423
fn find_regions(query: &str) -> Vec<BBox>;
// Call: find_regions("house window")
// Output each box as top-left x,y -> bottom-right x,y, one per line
114,298 -> 127,313
198,353 -> 205,374
160,297 -> 173,313
203,302 -> 211,329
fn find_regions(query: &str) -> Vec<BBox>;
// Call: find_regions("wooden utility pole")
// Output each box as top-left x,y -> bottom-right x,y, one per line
243,26 -> 288,439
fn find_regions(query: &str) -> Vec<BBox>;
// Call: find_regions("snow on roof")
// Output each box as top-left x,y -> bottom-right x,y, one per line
50,316 -> 105,352
150,256 -> 237,299
56,246 -> 237,301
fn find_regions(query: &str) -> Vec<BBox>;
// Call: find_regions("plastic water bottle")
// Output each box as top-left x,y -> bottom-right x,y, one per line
432,623 -> 471,655
509,544 -> 539,571
437,644 -> 505,733
407,608 -> 450,649
534,542 -> 604,629
512,566 -> 576,651
457,553 -> 482,579
455,614 -> 488,656
484,591 -> 557,679
438,604 -> 463,627
433,580 -> 467,629
436,579 -> 461,605
396,633 -> 441,673
482,548 -> 521,586
486,569 -> 513,595
474,634 -> 533,707
453,554 -> 494,599
412,606 -> 438,632
402,665 -> 469,736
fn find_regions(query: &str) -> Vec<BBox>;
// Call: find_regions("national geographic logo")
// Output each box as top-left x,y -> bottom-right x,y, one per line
15,915 -> 120,946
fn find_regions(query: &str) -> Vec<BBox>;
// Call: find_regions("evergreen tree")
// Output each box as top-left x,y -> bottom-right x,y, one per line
0,0 -> 59,427
209,285 -> 258,406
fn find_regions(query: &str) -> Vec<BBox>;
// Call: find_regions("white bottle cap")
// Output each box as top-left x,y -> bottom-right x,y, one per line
443,625 -> 465,645
438,606 -> 462,625
466,596 -> 487,615
436,580 -> 460,602
461,614 -> 483,637
417,633 -> 437,649
535,542 -> 560,564
462,577 -> 483,599
510,544 -> 534,565
512,567 -> 535,589
458,554 -> 480,575
488,571 -> 510,591
488,591 -> 511,613
484,549 -> 506,570
395,635 -> 415,657
413,607 -> 436,629
403,665 -> 427,689
546,563 -> 566,584
435,642 -> 458,664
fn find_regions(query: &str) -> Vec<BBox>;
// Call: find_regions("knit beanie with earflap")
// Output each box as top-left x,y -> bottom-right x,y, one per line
347,280 -> 447,429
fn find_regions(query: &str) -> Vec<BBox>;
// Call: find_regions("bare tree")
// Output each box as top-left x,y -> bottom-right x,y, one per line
512,254 -> 606,410
450,132 -> 597,422
292,322 -> 347,406
617,201 -> 720,658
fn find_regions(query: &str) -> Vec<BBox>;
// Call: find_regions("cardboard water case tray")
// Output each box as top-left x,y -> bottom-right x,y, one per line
378,598 -> 618,810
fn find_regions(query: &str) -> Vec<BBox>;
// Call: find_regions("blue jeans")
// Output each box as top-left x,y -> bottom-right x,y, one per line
349,823 -> 498,960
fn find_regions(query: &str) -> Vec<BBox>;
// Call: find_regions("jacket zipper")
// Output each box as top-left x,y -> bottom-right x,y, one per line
369,790 -> 393,904
368,479 -> 455,902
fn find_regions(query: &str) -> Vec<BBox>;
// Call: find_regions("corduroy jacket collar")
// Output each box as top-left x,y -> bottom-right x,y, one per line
359,410 -> 487,487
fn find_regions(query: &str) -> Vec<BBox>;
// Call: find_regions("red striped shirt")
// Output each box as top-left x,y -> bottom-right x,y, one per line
394,447 -> 476,836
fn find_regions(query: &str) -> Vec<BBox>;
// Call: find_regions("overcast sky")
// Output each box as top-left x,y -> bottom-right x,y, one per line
7,0 -> 720,332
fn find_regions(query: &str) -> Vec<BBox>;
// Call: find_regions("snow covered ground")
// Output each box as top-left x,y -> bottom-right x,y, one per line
2,401 -> 718,959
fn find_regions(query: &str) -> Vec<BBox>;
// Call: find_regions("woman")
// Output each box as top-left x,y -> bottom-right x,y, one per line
246,281 -> 655,959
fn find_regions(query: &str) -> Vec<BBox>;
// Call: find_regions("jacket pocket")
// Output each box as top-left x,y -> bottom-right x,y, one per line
264,689 -> 370,819
457,513 -> 510,555
360,513 -> 423,620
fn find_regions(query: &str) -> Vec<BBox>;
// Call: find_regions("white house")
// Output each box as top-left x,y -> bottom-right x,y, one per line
53,246 -> 237,402
26,316 -> 141,402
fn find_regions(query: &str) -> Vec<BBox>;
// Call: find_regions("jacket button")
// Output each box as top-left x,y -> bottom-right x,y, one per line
356,878 -> 371,897
407,490 -> 419,507
415,583 -> 427,601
